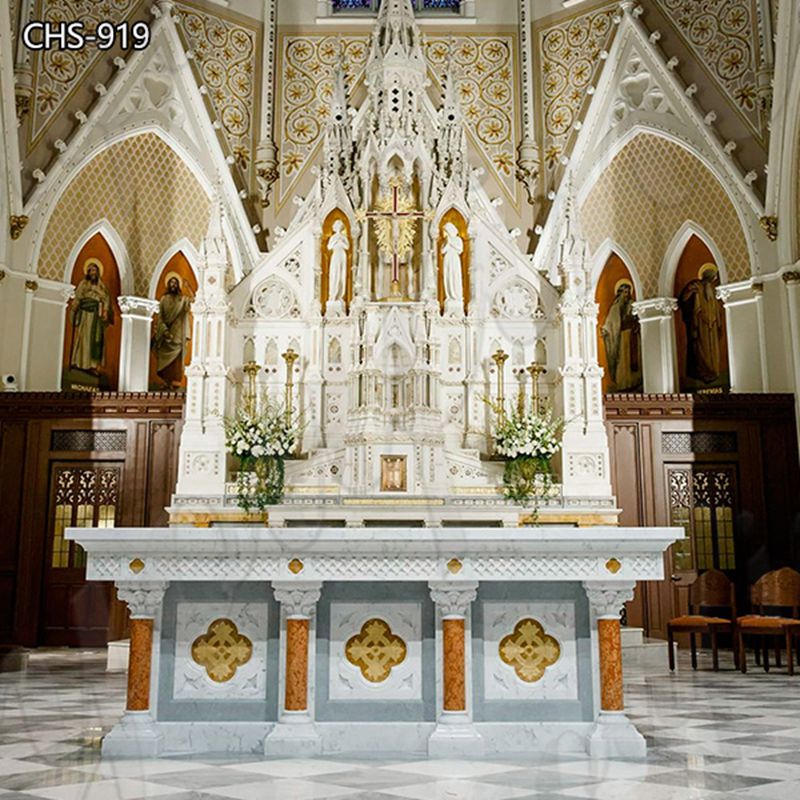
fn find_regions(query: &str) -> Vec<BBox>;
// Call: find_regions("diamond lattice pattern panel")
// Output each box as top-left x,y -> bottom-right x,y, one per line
38,133 -> 210,295
580,133 -> 750,296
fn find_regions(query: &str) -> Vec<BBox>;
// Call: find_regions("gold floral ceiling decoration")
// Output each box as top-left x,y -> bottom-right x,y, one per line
657,0 -> 766,137
174,3 -> 260,191
276,33 -> 518,209
538,3 -> 618,191
28,0 -> 142,150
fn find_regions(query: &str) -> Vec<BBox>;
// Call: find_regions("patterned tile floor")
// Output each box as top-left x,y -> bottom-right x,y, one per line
2,648 -> 800,799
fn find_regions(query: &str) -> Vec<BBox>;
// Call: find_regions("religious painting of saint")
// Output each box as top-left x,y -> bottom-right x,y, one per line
677,263 -> 726,387
152,273 -> 194,390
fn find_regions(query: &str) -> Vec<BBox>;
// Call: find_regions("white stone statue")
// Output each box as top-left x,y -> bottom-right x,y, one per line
442,222 -> 464,306
327,220 -> 349,308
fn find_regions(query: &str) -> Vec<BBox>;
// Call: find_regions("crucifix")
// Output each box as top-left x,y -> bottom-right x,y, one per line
358,179 -> 427,301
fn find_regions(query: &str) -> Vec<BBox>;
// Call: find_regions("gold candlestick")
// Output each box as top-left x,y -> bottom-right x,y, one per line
282,348 -> 299,422
516,370 -> 526,416
527,362 -> 547,414
242,361 -> 260,416
491,349 -> 509,415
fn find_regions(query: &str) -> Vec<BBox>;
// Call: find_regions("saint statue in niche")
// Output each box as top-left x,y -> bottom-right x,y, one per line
152,274 -> 194,389
327,219 -> 349,309
69,259 -> 114,376
600,279 -> 641,392
678,264 -> 724,384
442,222 -> 464,306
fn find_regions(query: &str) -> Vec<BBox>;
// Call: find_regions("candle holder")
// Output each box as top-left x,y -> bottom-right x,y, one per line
242,361 -> 261,416
491,349 -> 509,416
527,362 -> 547,415
281,348 -> 299,423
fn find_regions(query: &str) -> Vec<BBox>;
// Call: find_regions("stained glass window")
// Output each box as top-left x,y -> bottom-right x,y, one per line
332,0 -> 461,12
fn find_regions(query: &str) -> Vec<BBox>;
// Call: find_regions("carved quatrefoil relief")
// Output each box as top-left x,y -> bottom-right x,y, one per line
191,618 -> 253,683
345,618 -> 407,683
499,618 -> 561,683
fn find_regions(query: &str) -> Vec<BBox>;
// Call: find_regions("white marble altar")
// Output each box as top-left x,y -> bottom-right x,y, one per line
67,526 -> 678,759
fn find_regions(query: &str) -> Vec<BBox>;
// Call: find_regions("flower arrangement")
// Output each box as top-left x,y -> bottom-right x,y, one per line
224,397 -> 298,512
487,399 -> 563,508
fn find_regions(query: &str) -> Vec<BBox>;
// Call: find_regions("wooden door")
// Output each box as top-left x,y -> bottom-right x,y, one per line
40,463 -> 121,646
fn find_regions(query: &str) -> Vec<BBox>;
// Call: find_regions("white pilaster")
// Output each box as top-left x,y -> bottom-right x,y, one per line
717,282 -> 765,392
632,298 -> 678,394
118,297 -> 159,392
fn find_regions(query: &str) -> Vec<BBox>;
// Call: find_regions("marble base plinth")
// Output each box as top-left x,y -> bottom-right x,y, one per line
264,721 -> 322,757
428,714 -> 485,758
587,711 -> 647,759
102,712 -> 164,758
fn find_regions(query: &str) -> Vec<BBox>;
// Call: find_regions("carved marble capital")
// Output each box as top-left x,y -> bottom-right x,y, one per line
272,581 -> 322,618
118,296 -> 160,318
582,581 -> 635,619
116,581 -> 169,619
429,581 -> 478,618
783,271 -> 800,286
632,297 -> 678,320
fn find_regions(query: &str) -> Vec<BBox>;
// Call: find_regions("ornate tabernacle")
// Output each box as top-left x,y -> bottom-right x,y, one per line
68,526 -> 677,759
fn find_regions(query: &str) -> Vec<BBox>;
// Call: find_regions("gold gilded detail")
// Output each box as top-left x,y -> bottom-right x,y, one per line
128,558 -> 145,574
605,558 -> 622,574
345,618 -> 407,683
10,215 -> 29,240
288,558 -> 304,574
447,558 -> 463,574
191,618 -> 253,683
499,618 -> 561,683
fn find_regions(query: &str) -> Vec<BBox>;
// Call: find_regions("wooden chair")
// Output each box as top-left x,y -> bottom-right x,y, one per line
667,569 -> 737,671
737,568 -> 800,675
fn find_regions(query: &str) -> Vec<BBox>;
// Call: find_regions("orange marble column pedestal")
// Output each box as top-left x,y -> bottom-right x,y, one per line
265,582 -> 322,757
583,581 -> 646,759
428,582 -> 484,757
102,581 -> 168,759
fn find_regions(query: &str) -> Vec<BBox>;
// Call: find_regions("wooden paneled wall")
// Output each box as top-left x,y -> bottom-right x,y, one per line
605,393 -> 800,639
0,393 -> 184,647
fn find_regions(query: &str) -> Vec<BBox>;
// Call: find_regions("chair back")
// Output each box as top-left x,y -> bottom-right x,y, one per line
751,574 -> 766,608
760,567 -> 800,617
689,569 -> 736,618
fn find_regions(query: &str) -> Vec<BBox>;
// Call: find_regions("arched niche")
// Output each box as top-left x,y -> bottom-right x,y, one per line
437,208 -> 470,315
61,232 -> 123,391
320,209 -> 353,315
595,252 -> 642,394
673,235 -> 730,393
148,250 -> 199,390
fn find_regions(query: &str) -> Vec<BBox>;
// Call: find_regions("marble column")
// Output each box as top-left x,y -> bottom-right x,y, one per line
582,581 -> 645,758
103,581 -> 168,758
632,298 -> 679,393
428,581 -> 483,757
118,297 -> 159,392
265,581 -> 322,756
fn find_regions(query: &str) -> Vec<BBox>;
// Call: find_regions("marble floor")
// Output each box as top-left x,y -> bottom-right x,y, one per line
2,649 -> 800,800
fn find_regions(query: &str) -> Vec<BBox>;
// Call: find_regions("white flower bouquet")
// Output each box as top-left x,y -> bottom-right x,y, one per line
487,400 -> 564,508
224,398 -> 298,511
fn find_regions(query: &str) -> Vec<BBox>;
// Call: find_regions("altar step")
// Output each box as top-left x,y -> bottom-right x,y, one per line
621,627 -> 676,672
